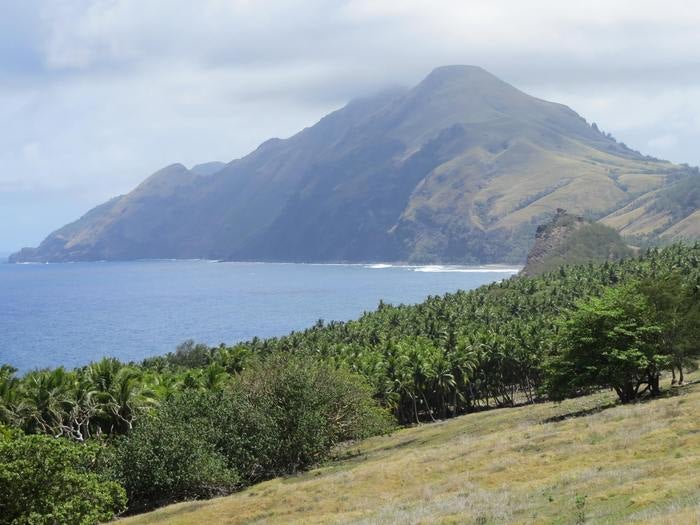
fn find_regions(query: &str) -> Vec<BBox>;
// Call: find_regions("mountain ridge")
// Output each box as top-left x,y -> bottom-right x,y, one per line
10,65 -> 699,264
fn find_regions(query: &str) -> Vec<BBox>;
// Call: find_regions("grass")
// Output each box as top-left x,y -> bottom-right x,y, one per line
122,374 -> 700,524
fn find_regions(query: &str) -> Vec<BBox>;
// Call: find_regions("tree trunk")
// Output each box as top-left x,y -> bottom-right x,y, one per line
422,391 -> 436,422
649,374 -> 661,396
616,382 -> 636,403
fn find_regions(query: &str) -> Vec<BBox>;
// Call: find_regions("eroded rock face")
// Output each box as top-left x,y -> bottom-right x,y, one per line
521,209 -> 633,276
523,209 -> 584,272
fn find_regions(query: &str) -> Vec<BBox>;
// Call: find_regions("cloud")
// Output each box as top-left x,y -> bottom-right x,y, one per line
1,0 -> 700,249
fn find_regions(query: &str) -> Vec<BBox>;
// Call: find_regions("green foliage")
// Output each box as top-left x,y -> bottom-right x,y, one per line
546,283 -> 664,402
225,243 -> 700,422
0,360 -> 158,440
238,354 -> 393,472
5,245 -> 700,432
547,274 -> 700,403
8,245 -> 698,433
109,410 -> 239,510
142,340 -> 214,369
110,355 -> 391,509
639,273 -> 700,384
0,432 -> 126,525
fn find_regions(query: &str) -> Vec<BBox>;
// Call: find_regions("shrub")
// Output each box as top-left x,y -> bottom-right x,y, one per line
239,353 -> 393,473
110,353 -> 391,509
0,432 -> 126,525
109,413 -> 238,511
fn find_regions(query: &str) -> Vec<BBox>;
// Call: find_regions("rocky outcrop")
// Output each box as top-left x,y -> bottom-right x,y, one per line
521,209 -> 633,276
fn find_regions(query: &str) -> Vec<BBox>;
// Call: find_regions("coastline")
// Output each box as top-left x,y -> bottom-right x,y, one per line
5,256 -> 522,272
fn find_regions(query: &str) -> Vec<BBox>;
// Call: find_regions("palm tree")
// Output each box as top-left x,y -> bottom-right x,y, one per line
20,368 -> 74,436
201,363 -> 228,391
0,366 -> 21,427
85,358 -> 155,435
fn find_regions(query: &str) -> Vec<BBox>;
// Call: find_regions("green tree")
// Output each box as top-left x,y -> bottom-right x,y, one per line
638,274 -> 700,385
239,354 -> 392,473
111,355 -> 390,510
547,283 -> 664,403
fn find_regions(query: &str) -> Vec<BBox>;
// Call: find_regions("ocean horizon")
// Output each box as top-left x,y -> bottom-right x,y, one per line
1,259 -> 519,373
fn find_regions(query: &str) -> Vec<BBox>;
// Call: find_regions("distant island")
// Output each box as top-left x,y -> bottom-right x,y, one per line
10,65 -> 700,264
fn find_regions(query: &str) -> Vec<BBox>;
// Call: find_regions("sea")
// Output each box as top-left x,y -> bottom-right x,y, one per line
0,259 -> 519,372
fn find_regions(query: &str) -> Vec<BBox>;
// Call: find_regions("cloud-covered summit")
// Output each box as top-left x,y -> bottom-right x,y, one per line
2,1 -> 700,250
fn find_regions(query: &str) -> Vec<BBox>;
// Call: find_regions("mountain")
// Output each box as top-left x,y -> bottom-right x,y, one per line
190,161 -> 226,176
10,65 -> 699,264
520,209 -> 633,276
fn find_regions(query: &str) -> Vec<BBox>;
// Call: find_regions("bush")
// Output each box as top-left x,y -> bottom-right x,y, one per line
239,353 -> 393,473
111,354 -> 391,509
109,413 -> 239,511
0,432 -> 126,525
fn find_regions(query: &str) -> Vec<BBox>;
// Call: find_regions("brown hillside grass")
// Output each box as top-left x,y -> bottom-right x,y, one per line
122,373 -> 700,524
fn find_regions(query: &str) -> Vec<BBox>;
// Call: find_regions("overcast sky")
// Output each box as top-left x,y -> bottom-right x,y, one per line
2,0 -> 700,251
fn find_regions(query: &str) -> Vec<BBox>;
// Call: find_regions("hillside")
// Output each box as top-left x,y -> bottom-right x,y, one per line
10,65 -> 698,264
521,209 -> 633,276
602,169 -> 700,241
122,377 -> 700,524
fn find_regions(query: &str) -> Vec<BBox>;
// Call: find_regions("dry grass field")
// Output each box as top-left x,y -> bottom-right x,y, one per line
122,374 -> 700,524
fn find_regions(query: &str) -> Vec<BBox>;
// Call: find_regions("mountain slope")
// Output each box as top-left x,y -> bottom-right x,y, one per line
10,66 -> 698,263
122,378 -> 700,525
602,169 -> 700,240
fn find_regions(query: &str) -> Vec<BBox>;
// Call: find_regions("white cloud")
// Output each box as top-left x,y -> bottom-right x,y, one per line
2,0 -> 700,249
648,134 -> 679,151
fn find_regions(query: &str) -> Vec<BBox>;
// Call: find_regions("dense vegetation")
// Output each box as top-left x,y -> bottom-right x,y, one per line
0,428 -> 126,525
2,243 -> 700,523
0,356 -> 390,523
221,243 -> 699,421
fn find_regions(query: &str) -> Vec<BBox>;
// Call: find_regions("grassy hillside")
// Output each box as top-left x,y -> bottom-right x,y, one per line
602,168 -> 700,241
123,374 -> 700,525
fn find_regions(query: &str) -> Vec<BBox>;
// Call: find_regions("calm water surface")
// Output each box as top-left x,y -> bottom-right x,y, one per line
0,260 -> 518,372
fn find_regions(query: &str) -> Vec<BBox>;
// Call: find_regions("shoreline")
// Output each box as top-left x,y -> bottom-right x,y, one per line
5,257 -> 522,272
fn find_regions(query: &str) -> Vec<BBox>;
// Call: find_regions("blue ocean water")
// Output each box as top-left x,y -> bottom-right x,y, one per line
0,260 -> 518,372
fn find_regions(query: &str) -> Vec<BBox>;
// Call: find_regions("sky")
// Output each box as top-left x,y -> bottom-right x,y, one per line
2,0 -> 700,252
